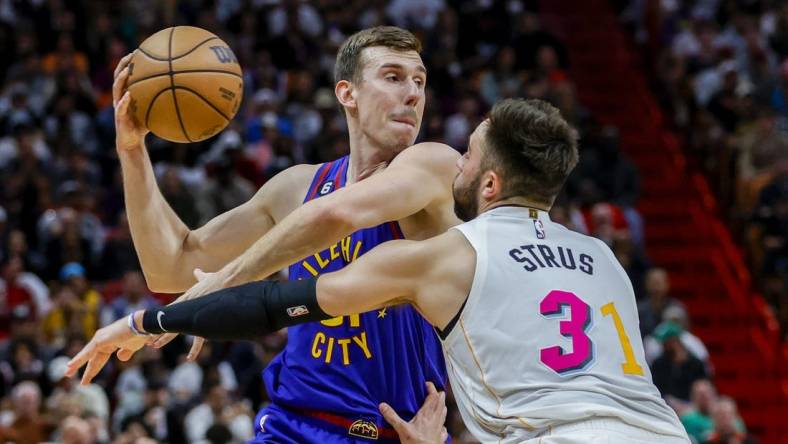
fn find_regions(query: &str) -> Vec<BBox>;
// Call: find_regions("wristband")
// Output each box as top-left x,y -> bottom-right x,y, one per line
127,312 -> 151,336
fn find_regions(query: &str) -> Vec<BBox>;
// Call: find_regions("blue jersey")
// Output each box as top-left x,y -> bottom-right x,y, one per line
262,155 -> 448,430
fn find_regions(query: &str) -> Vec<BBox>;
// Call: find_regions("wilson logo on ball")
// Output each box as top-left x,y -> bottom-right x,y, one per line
209,46 -> 237,64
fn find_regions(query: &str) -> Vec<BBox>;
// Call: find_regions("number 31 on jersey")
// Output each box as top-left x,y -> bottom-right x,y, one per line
539,290 -> 645,377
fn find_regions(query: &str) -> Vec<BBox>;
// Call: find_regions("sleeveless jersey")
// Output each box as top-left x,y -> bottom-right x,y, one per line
263,155 -> 448,428
445,206 -> 688,442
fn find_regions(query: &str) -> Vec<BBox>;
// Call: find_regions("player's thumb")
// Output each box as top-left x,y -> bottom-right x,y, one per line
193,268 -> 208,282
379,402 -> 407,432
117,348 -> 135,362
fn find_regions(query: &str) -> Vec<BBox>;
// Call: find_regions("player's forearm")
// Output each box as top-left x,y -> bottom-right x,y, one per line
138,278 -> 328,339
118,143 -> 194,290
223,198 -> 354,285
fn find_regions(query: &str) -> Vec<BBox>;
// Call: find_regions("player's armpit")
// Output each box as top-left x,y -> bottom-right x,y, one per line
148,163 -> 315,293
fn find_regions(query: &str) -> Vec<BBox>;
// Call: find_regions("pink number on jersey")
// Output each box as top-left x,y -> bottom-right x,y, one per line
539,290 -> 594,374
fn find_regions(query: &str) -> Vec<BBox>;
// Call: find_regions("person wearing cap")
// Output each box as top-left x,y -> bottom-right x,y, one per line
643,304 -> 710,368
650,321 -> 709,405
42,263 -> 101,342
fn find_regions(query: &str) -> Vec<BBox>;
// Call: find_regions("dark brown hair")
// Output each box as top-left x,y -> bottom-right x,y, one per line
334,26 -> 422,84
483,99 -> 579,205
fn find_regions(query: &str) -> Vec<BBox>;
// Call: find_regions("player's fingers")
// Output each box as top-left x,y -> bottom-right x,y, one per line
65,341 -> 96,377
152,332 -> 177,348
117,91 -> 131,117
81,351 -> 111,385
193,268 -> 208,282
421,389 -> 439,414
187,337 -> 205,361
113,68 -> 130,106
440,427 -> 448,442
116,348 -> 135,362
426,381 -> 438,395
379,402 -> 408,432
114,52 -> 133,79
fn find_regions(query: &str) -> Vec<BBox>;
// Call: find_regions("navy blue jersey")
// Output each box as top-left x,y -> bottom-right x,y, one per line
262,155 -> 447,429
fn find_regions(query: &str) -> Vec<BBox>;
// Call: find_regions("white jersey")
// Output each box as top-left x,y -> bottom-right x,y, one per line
444,206 -> 688,443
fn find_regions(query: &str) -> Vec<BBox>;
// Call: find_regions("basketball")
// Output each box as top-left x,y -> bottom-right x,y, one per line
126,26 -> 243,143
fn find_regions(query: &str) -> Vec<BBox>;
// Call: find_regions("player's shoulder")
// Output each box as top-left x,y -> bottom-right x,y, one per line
393,142 -> 460,170
263,163 -> 322,193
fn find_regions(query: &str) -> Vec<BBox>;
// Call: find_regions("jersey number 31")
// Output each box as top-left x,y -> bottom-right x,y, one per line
539,290 -> 644,376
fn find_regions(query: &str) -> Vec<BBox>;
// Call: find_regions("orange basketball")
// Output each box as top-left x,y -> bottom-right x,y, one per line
126,26 -> 243,143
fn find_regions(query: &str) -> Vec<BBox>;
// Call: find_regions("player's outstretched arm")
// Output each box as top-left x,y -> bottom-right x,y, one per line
218,142 -> 459,286
112,53 -> 313,293
65,231 -> 473,383
148,142 -> 460,354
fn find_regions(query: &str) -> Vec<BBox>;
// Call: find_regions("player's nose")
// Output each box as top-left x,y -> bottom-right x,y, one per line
403,80 -> 421,107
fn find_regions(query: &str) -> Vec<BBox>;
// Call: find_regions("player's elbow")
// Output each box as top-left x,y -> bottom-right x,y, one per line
141,232 -> 198,293
142,267 -> 191,294
315,200 -> 362,233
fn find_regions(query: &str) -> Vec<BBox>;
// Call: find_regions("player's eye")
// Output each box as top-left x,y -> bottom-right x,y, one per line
385,74 -> 399,82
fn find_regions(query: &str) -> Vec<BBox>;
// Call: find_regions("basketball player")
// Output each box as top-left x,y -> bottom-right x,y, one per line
111,26 -> 459,442
69,99 -> 690,443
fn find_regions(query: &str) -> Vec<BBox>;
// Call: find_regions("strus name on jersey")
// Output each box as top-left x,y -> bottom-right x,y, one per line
509,243 -> 594,275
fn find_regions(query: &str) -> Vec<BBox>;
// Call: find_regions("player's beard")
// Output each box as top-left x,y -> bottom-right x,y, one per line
453,173 -> 481,222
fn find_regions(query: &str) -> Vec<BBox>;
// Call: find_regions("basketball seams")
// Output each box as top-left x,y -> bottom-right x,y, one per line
137,35 -> 220,61
172,87 -> 232,121
127,69 -> 242,88
143,87 -> 174,128
168,27 -> 192,143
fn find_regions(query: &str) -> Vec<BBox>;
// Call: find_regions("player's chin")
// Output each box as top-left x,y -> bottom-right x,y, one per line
389,125 -> 418,147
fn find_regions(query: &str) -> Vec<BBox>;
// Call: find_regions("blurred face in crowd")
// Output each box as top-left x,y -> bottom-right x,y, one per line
646,268 -> 670,302
690,380 -> 717,415
207,385 -> 228,413
12,382 -> 40,418
712,398 -> 739,435
123,271 -> 147,302
343,46 -> 426,155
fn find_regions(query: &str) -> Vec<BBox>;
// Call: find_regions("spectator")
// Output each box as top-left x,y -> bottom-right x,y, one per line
703,397 -> 758,444
183,382 -> 253,444
650,321 -> 709,404
644,304 -> 711,370
41,263 -> 100,342
680,379 -> 718,443
0,381 -> 50,444
45,356 -> 109,437
0,257 -> 42,339
0,337 -> 47,395
99,270 -> 157,327
638,268 -> 686,337
97,212 -> 140,280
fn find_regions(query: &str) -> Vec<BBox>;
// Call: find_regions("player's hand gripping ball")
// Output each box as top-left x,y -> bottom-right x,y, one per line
126,26 -> 243,143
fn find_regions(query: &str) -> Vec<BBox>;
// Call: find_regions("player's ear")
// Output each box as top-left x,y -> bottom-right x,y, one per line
481,170 -> 502,202
335,80 -> 357,115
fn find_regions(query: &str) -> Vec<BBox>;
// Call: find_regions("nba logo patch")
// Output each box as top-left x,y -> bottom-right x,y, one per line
534,220 -> 546,239
287,305 -> 310,317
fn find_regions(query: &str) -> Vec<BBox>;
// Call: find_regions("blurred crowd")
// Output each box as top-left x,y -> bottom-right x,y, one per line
624,0 -> 788,338
0,0 -> 765,443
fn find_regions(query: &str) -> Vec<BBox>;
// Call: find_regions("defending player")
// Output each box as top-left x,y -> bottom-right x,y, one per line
112,27 -> 458,442
70,99 -> 690,443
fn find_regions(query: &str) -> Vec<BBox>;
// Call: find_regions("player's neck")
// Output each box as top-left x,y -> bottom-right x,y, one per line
346,140 -> 395,184
481,197 -> 550,215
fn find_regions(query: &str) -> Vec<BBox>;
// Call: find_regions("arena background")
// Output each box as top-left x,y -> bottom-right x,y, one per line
0,0 -> 785,443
